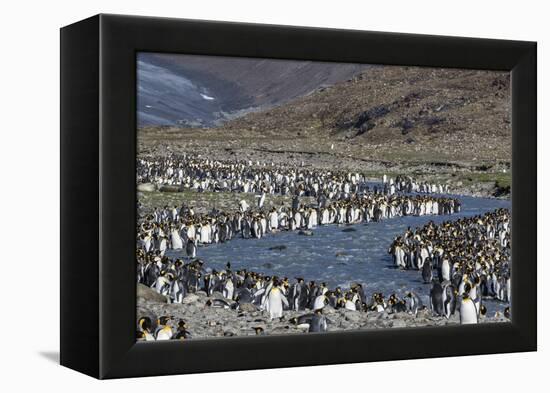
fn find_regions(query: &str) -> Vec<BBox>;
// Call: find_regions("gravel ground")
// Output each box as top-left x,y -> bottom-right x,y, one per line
137,285 -> 509,340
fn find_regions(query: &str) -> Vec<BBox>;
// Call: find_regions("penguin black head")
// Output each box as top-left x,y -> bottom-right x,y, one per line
479,305 -> 487,316
504,306 -> 511,319
136,331 -> 146,341
138,316 -> 152,332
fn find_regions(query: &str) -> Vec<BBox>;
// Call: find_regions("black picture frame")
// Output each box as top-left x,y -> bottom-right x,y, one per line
60,14 -> 537,379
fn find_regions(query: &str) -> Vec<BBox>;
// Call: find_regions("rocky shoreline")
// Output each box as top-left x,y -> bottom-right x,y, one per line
137,285 -> 509,340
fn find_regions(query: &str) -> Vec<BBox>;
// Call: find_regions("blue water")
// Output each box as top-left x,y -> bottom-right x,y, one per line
166,193 -> 511,313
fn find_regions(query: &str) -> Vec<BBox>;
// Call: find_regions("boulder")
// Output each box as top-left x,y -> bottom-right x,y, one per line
416,309 -> 430,318
238,303 -> 258,313
137,283 -> 168,303
137,183 -> 156,192
182,293 -> 200,304
344,311 -> 362,322
159,185 -> 182,193
298,230 -> 314,236
338,320 -> 351,329
268,245 -> 287,251
323,305 -> 337,315
210,291 -> 227,300
392,319 -> 408,328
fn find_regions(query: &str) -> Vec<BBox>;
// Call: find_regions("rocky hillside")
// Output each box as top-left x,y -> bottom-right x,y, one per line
220,65 -> 511,161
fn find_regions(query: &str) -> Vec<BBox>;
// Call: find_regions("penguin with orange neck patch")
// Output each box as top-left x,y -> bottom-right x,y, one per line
173,319 -> 191,340
155,316 -> 174,340
266,280 -> 289,320
459,285 -> 478,324
137,316 -> 156,341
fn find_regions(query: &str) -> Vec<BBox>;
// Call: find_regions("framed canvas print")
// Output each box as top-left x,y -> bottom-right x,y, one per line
60,14 -> 536,379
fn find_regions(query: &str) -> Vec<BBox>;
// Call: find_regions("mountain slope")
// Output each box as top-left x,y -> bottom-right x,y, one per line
137,53 -> 369,127
221,65 -> 511,152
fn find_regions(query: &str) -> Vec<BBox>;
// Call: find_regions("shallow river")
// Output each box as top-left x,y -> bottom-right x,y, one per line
166,193 -> 511,314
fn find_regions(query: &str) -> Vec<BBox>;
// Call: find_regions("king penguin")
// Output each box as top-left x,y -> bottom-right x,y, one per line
442,282 -> 457,319
459,293 -> 478,324
312,294 -> 328,310
429,282 -> 445,316
137,316 -> 156,341
422,258 -> 433,283
173,319 -> 191,340
186,239 -> 197,259
265,281 -> 289,320
155,316 -> 174,340
504,306 -> 511,320
308,309 -> 328,333
405,291 -> 423,316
